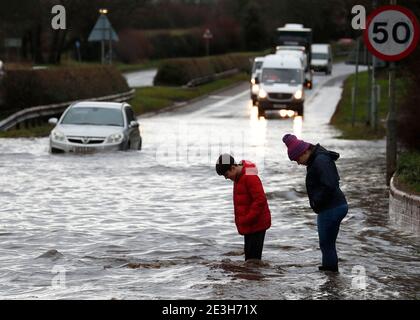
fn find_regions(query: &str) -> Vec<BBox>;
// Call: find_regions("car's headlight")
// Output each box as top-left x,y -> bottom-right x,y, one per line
294,90 -> 303,100
258,88 -> 268,99
252,84 -> 260,94
51,130 -> 66,142
106,133 -> 124,144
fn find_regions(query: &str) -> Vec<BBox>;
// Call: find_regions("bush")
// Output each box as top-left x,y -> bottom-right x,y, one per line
115,29 -> 153,64
1,66 -> 129,117
154,53 -> 253,86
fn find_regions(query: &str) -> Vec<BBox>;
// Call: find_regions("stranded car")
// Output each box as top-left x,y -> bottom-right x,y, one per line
49,101 -> 142,154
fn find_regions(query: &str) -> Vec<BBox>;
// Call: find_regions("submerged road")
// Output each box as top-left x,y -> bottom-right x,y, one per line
0,63 -> 419,299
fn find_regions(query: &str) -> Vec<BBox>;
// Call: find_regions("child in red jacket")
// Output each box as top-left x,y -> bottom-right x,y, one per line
215,154 -> 271,261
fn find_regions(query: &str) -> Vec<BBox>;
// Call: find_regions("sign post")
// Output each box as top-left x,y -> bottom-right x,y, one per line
364,4 -> 420,185
202,29 -> 213,56
88,9 -> 119,64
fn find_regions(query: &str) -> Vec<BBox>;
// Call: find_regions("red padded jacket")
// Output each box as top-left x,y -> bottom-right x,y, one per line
233,160 -> 271,235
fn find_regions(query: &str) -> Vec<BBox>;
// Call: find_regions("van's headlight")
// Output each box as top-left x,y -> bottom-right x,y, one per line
258,88 -> 268,99
252,84 -> 260,94
293,90 -> 303,100
51,130 -> 66,142
106,133 -> 124,144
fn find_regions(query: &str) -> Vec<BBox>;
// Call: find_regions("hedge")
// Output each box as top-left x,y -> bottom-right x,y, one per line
0,66 -> 129,118
154,53 -> 253,86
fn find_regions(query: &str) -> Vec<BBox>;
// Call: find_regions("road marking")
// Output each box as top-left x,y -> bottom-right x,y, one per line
189,90 -> 250,116
208,95 -> 227,99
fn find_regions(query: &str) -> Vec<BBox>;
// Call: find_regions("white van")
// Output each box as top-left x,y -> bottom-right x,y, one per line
250,56 -> 265,104
311,44 -> 332,74
255,54 -> 305,117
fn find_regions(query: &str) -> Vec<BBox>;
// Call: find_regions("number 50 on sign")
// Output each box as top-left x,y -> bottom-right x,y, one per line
364,5 -> 419,61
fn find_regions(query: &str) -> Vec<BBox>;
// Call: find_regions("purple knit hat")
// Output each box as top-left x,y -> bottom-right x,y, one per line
282,134 -> 311,161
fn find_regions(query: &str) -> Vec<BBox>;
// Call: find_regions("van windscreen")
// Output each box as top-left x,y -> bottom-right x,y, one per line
312,53 -> 329,60
261,68 -> 302,84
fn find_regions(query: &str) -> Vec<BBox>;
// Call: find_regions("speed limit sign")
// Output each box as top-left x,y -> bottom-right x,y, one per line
364,5 -> 420,61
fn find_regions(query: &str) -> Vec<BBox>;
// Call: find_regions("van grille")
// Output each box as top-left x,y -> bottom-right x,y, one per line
268,93 -> 293,100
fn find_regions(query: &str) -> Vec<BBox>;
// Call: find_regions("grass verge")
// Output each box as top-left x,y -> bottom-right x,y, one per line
331,69 -> 406,140
395,151 -> 420,195
129,72 -> 249,115
0,125 -> 53,139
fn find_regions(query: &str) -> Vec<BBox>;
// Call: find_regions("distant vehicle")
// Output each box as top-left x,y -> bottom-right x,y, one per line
311,44 -> 333,74
275,24 -> 313,89
49,101 -> 142,154
255,54 -> 305,118
276,46 -> 307,70
0,60 -> 4,78
250,56 -> 265,105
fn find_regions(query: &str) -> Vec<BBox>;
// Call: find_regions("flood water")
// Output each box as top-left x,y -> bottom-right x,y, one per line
0,64 -> 419,299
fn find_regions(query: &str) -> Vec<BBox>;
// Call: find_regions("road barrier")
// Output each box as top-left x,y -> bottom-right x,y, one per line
0,89 -> 135,131
185,69 -> 239,87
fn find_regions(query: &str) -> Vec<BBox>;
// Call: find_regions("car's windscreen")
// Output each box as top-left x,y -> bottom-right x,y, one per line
61,107 -> 124,126
261,68 -> 302,84
252,61 -> 264,73
312,53 -> 329,60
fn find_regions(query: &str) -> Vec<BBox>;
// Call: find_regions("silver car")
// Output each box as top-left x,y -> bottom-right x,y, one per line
49,101 -> 142,154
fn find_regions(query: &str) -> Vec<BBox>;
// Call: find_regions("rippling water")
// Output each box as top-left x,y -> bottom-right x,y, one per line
0,66 -> 419,300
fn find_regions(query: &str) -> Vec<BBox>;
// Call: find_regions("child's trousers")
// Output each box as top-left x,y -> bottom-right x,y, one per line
244,230 -> 266,260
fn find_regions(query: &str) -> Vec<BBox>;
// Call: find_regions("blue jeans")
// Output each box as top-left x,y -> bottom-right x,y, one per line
317,204 -> 348,268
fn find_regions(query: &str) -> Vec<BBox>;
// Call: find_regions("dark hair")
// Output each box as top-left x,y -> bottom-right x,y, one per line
215,154 -> 236,176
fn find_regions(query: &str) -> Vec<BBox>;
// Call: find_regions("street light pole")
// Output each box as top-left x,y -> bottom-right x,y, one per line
352,36 -> 360,127
109,27 -> 112,64
99,8 -> 108,64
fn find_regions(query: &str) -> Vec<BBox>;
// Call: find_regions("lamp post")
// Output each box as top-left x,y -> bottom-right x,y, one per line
99,8 -> 109,64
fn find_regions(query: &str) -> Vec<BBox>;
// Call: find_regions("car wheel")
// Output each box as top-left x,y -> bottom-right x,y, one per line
51,147 -> 64,154
258,106 -> 265,118
138,137 -> 142,150
296,103 -> 304,116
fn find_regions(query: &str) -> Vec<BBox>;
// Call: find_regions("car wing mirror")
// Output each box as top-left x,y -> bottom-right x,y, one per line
130,121 -> 139,128
48,118 -> 58,125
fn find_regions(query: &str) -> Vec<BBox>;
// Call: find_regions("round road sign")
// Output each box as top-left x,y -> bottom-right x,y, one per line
364,5 -> 420,61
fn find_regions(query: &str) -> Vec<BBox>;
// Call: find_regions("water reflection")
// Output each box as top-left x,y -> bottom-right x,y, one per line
279,110 -> 296,118
293,116 -> 303,138
249,107 -> 267,160
212,259 -> 267,281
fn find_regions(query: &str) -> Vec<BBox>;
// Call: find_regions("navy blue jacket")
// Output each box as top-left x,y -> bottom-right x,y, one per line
306,144 -> 347,213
